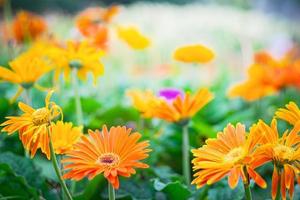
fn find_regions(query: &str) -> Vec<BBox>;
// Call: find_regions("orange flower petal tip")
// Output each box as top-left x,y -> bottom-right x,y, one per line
173,44 -> 215,64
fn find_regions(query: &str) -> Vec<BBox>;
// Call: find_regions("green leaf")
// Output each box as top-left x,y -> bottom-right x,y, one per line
153,179 -> 191,200
0,152 -> 43,188
0,163 -> 39,199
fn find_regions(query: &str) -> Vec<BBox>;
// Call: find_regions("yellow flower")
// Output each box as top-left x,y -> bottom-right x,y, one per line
153,88 -> 213,123
50,40 -> 105,83
173,44 -> 215,63
0,49 -> 52,101
0,91 -> 62,159
117,26 -> 150,50
192,123 -> 266,189
50,121 -> 83,155
126,89 -> 161,118
276,101 -> 300,126
0,51 -> 51,86
253,119 -> 300,200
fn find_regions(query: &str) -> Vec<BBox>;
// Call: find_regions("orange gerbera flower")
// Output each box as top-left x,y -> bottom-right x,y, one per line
253,119 -> 300,200
192,123 -> 266,189
62,126 -> 151,189
11,11 -> 47,43
153,88 -> 213,123
276,101 -> 300,126
126,89 -> 161,118
173,44 -> 215,64
229,50 -> 300,101
0,91 -> 62,159
50,121 -> 83,155
76,6 -> 119,35
76,6 -> 119,48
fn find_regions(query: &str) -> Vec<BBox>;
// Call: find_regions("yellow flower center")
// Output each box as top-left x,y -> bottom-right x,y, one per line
274,144 -> 294,162
224,147 -> 244,164
32,108 -> 50,126
97,153 -> 120,168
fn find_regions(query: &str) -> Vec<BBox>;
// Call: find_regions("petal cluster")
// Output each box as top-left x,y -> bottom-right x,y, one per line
253,119 -> 300,200
0,91 -> 62,159
229,51 -> 300,101
173,44 -> 215,64
63,126 -> 151,189
192,123 -> 266,189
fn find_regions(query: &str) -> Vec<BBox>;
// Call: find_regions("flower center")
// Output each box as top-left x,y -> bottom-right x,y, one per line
69,60 -> 83,69
97,153 -> 120,167
32,108 -> 50,126
274,144 -> 294,162
224,147 -> 244,164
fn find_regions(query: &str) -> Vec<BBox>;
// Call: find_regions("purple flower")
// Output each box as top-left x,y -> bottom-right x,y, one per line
159,88 -> 184,102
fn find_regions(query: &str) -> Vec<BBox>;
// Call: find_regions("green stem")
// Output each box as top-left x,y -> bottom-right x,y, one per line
48,128 -> 73,200
108,182 -> 115,200
3,0 -> 12,25
71,68 -> 83,125
182,124 -> 191,185
243,183 -> 252,200
242,166 -> 252,200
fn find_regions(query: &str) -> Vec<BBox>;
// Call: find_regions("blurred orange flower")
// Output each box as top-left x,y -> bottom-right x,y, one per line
62,126 -> 151,189
0,91 -> 62,159
117,26 -> 150,50
11,11 -> 47,43
253,119 -> 300,200
173,44 -> 215,64
192,123 -> 266,189
153,88 -> 213,124
229,50 -> 300,101
76,6 -> 119,48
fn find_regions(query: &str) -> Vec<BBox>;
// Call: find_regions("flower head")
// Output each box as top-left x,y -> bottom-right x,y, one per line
0,91 -> 62,159
50,121 -> 83,155
276,101 -> 300,126
117,26 -> 150,50
229,51 -> 300,101
253,119 -> 300,200
0,50 -> 52,86
76,6 -> 119,49
191,123 -> 266,189
153,88 -> 213,123
76,6 -> 119,36
0,48 -> 52,101
50,40 -> 105,83
11,11 -> 47,43
173,44 -> 215,64
62,126 -> 151,189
